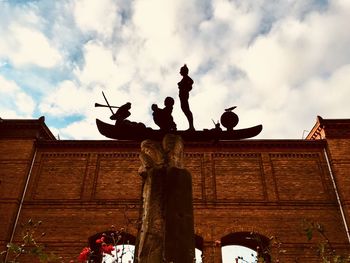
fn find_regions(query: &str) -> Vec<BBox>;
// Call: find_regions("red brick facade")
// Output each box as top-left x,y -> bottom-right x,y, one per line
1,116 -> 350,262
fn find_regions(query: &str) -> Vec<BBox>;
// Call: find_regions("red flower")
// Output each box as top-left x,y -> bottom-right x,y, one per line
96,236 -> 105,244
101,244 -> 115,255
78,247 -> 91,262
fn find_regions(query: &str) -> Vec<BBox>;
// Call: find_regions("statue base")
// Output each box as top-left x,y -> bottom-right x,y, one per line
135,135 -> 195,263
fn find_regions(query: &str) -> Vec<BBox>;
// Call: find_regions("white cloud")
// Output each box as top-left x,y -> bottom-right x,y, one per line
74,0 -> 120,38
225,0 -> 350,138
211,0 -> 260,43
59,118 -> 105,140
302,64 -> 350,118
238,0 -> 350,86
0,3 -> 62,68
0,76 -> 35,118
39,80 -> 93,116
4,24 -> 61,68
132,0 -> 179,39
75,41 -> 123,87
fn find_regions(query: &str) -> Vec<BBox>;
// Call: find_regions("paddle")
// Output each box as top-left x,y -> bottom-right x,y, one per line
95,103 -> 120,109
102,91 -> 115,116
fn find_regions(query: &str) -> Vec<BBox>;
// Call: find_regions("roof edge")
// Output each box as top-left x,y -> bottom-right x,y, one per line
0,116 -> 56,140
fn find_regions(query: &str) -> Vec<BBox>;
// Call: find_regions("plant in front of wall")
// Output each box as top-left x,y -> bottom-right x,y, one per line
0,219 -> 61,263
302,219 -> 350,263
76,228 -> 134,263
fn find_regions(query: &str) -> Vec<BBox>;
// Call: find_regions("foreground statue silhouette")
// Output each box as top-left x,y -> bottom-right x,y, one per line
95,67 -> 263,141
178,64 -> 195,130
134,134 -> 195,263
152,97 -> 177,131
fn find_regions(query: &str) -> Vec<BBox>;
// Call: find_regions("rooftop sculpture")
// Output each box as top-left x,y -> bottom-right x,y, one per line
95,65 -> 262,141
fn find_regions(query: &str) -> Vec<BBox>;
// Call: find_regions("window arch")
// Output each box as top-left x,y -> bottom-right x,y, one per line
221,232 -> 271,263
87,232 -> 203,262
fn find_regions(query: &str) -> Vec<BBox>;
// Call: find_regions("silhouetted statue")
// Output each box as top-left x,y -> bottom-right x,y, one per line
152,97 -> 177,131
110,102 -> 131,123
178,64 -> 195,130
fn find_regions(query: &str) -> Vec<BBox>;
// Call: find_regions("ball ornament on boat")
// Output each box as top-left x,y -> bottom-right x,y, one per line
220,106 -> 239,131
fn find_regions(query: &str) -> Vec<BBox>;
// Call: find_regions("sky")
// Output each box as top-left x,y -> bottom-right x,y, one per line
1,0 -> 350,140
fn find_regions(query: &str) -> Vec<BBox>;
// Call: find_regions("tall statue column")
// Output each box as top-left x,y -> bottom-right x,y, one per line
134,134 -> 195,263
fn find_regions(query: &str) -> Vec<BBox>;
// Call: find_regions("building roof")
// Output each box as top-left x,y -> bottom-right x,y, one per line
307,116 -> 350,140
0,116 -> 56,140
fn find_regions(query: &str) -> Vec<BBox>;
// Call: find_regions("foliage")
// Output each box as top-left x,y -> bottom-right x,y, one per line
230,232 -> 285,263
0,219 -> 60,263
76,228 -> 134,263
253,233 -> 285,263
302,219 -> 350,263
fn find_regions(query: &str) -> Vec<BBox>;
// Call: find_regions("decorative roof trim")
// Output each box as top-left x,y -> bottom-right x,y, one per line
0,116 -> 56,140
36,138 -> 327,149
307,116 -> 350,139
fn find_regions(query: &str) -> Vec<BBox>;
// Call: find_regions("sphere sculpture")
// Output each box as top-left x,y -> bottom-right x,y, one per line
220,106 -> 239,131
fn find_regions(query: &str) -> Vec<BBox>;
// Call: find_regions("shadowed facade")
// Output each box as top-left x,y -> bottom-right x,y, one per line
1,116 -> 350,262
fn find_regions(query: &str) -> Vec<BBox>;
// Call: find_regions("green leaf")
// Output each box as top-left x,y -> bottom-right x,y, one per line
306,228 -> 313,241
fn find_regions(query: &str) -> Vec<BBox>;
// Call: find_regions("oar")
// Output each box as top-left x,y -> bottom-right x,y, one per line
95,103 -> 120,109
102,91 -> 114,115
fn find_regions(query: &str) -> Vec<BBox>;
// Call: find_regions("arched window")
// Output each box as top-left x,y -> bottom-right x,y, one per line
86,232 -> 203,263
221,232 -> 271,263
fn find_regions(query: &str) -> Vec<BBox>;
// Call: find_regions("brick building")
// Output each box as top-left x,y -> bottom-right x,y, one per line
1,116 -> 350,262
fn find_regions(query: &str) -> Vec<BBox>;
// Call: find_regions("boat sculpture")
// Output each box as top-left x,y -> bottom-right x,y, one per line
96,118 -> 262,141
95,65 -> 263,141
95,101 -> 262,141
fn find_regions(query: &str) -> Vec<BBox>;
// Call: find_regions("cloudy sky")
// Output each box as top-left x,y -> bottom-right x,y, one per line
1,0 -> 350,140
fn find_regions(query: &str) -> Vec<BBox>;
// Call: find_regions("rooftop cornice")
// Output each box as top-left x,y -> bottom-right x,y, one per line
0,116 -> 56,140
36,138 -> 327,150
307,116 -> 350,140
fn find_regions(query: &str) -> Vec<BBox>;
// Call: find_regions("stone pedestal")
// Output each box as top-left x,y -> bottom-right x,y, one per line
135,135 -> 195,263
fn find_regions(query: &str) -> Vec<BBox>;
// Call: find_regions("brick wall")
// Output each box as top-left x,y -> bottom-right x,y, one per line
0,139 -> 36,251
1,118 -> 350,262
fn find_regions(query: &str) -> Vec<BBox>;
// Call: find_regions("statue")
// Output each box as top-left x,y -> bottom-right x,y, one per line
110,102 -> 131,123
178,64 -> 195,130
134,134 -> 195,263
95,71 -> 263,141
151,97 -> 177,131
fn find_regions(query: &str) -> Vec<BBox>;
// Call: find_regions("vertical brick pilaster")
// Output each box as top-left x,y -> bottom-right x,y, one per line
261,153 -> 278,201
202,242 -> 222,263
81,153 -> 98,201
203,153 -> 216,202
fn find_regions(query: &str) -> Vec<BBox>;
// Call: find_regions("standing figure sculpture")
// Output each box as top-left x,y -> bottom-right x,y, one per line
178,64 -> 195,130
